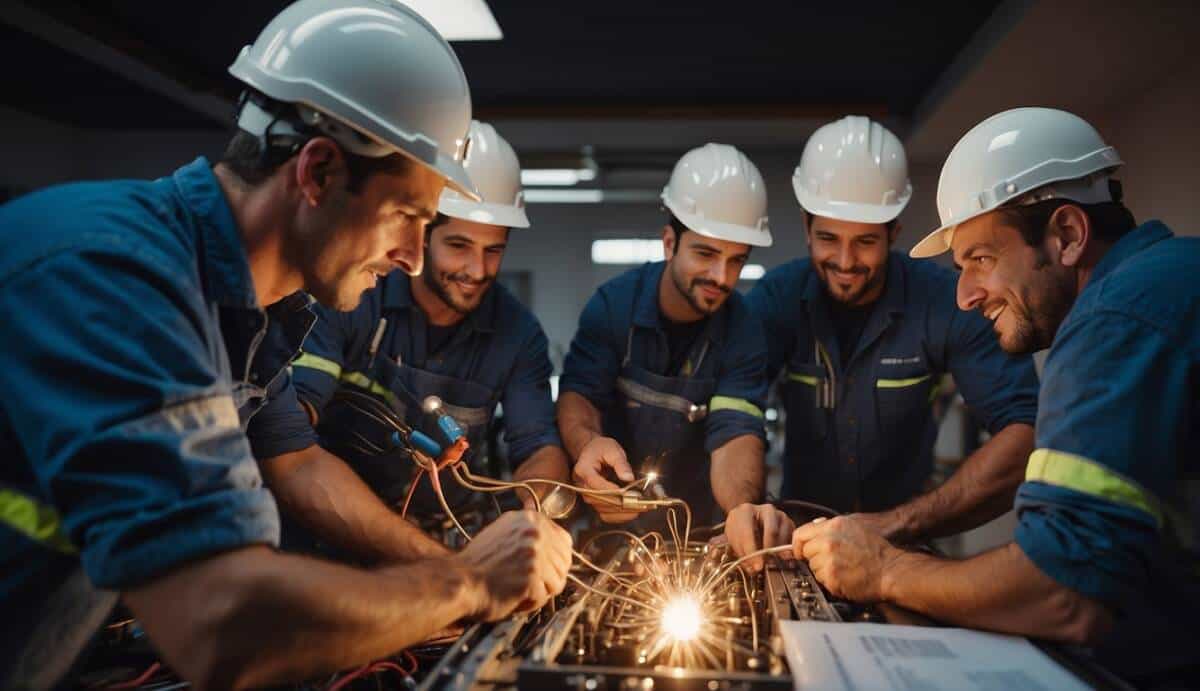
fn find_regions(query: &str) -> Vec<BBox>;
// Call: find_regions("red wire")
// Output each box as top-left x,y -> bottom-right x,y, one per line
325,652 -> 417,691
104,661 -> 161,689
400,468 -> 425,519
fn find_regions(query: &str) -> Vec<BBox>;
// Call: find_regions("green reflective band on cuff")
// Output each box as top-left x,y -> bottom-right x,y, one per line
0,489 -> 77,554
876,374 -> 931,389
293,352 -> 342,379
709,396 -> 764,419
341,371 -> 398,406
1026,448 -> 1164,528
786,372 -> 821,386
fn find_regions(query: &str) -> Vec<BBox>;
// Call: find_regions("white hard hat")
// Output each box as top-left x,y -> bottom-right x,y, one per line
793,115 -> 912,224
228,0 -> 479,200
438,121 -> 529,228
911,107 -> 1122,258
661,143 -> 773,247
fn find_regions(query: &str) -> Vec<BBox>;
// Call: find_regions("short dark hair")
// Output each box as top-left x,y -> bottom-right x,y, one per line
804,211 -> 897,234
997,190 -> 1136,249
220,94 -> 413,194
666,214 -> 689,244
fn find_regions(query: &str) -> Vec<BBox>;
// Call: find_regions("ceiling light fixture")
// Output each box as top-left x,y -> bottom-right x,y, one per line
398,1 -> 502,41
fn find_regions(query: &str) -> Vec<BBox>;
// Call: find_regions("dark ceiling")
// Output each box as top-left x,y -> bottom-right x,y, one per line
1,0 -> 1003,130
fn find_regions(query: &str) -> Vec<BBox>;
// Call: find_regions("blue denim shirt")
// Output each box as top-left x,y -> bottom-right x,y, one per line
0,158 -> 316,677
293,272 -> 562,465
746,252 -> 1039,511
560,261 -> 769,452
1013,221 -> 1200,679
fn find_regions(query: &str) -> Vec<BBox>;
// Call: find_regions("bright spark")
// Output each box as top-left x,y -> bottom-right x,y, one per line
661,594 -> 703,642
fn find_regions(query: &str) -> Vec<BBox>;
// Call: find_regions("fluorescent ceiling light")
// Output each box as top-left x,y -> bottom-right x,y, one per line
591,239 -> 665,265
520,168 -> 598,186
398,1 -> 502,41
740,264 -> 766,280
525,189 -> 605,204
525,189 -> 660,204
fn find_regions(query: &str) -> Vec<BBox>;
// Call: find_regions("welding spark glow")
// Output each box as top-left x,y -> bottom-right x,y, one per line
660,594 -> 703,642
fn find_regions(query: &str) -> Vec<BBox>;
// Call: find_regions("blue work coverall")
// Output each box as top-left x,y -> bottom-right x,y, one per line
292,272 -> 561,515
560,261 -> 768,522
746,252 -> 1040,512
1013,221 -> 1200,683
0,158 -> 316,683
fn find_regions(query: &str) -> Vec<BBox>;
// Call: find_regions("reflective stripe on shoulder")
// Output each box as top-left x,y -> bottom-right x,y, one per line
293,352 -> 343,379
341,371 -> 397,406
876,374 -> 931,389
709,395 -> 764,419
0,488 -> 77,554
786,371 -> 821,386
1025,448 -> 1164,528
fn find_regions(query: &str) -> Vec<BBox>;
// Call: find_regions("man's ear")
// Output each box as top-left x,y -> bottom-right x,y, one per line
294,137 -> 345,207
888,221 -> 902,246
1048,205 -> 1091,267
661,225 -> 677,261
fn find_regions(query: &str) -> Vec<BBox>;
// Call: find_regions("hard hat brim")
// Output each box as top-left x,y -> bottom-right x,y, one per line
438,194 -> 530,228
432,152 -> 482,202
793,180 -> 910,225
909,224 -> 954,258
665,199 -> 773,248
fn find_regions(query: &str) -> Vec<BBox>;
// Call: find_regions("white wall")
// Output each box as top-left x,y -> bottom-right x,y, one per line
1099,55 -> 1200,237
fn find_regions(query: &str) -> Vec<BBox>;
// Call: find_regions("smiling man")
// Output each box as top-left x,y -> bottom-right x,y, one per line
791,107 -> 1200,687
725,116 -> 1039,568
559,143 -> 772,525
291,121 -> 570,552
0,4 -> 571,688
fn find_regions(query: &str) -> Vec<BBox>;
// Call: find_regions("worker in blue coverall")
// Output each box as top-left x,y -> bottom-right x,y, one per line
725,116 -> 1039,569
0,3 -> 569,689
559,144 -> 773,526
291,120 -> 571,559
792,108 -> 1200,687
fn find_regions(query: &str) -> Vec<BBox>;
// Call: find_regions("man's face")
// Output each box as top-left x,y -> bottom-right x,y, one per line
951,212 -> 1076,354
297,161 -> 444,311
664,229 -> 751,316
806,215 -> 893,307
422,218 -> 509,314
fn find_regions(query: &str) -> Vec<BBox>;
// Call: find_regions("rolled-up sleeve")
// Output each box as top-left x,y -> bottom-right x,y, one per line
502,321 -> 563,465
246,371 -> 317,459
0,249 -> 279,589
943,298 -> 1039,434
705,303 -> 768,452
560,290 -> 622,411
1014,311 -> 1183,606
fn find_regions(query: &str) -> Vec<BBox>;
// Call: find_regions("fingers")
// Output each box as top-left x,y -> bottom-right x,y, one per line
605,452 -> 635,483
723,504 -> 760,560
759,506 -> 792,550
573,457 -> 620,492
792,516 -> 831,560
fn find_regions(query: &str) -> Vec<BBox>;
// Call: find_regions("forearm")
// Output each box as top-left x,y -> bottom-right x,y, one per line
557,391 -> 605,461
710,434 -> 765,513
125,546 -> 481,690
880,541 -> 1112,644
513,444 -> 571,505
882,423 -> 1033,541
262,445 -> 449,563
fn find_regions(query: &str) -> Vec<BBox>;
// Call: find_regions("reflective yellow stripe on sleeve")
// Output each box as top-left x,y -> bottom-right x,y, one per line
1025,448 -> 1164,528
786,372 -> 821,386
876,374 -> 931,388
292,352 -> 343,379
709,395 -> 764,419
340,371 -> 398,406
0,488 -> 77,554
